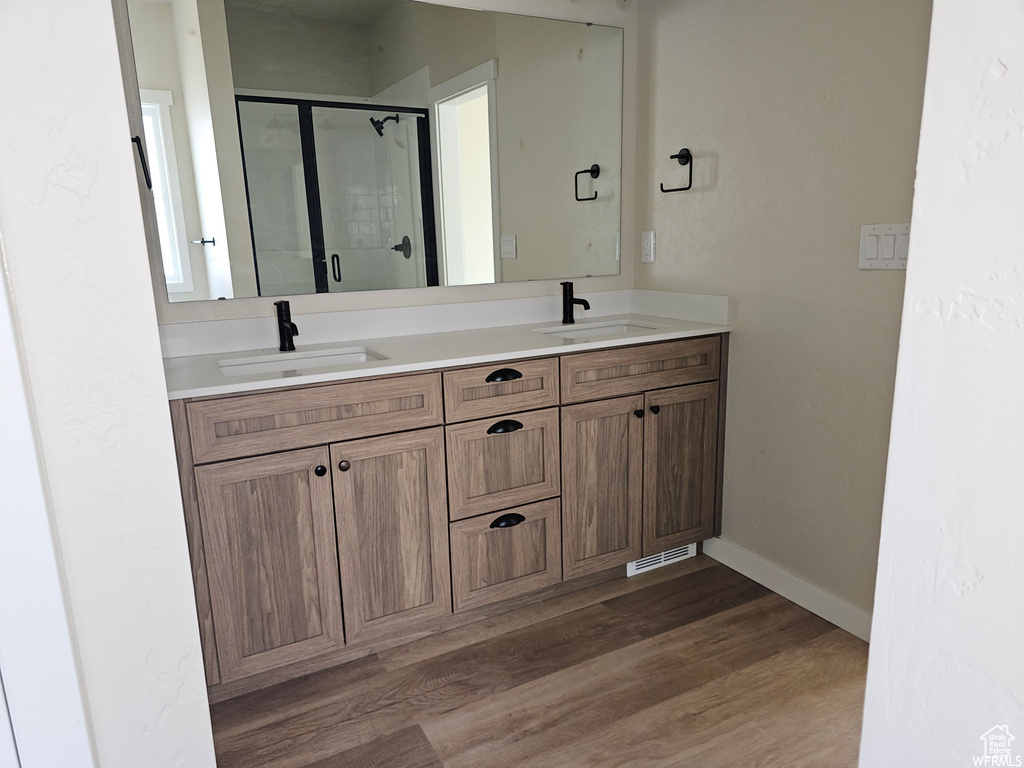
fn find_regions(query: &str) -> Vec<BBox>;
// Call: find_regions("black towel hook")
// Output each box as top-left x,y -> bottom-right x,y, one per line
574,164 -> 600,202
660,148 -> 693,193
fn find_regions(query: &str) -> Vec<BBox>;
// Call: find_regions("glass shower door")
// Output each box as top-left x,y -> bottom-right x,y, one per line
236,100 -> 316,297
312,106 -> 429,292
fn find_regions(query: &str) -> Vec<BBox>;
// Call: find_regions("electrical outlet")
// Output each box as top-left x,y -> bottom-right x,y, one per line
641,231 -> 656,263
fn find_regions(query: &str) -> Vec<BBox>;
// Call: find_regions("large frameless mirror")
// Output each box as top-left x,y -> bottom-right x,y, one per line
125,0 -> 624,302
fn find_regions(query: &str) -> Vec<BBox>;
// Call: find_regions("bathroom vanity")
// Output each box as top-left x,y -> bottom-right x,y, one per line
165,315 -> 730,701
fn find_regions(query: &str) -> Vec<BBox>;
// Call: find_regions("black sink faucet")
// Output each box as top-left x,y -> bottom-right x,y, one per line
274,300 -> 299,352
561,281 -> 591,324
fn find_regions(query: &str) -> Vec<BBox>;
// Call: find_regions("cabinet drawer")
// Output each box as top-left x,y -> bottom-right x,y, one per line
443,357 -> 559,423
446,408 -> 560,521
560,336 -> 720,404
450,499 -> 562,613
186,372 -> 443,464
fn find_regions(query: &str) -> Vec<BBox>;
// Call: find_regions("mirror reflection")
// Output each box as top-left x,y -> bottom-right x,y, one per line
127,0 -> 624,302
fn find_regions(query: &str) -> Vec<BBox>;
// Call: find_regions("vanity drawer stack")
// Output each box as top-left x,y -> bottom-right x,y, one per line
442,358 -> 563,613
169,334 -> 727,701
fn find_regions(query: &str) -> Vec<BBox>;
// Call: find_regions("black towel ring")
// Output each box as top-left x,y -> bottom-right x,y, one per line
660,149 -> 693,193
574,164 -> 600,202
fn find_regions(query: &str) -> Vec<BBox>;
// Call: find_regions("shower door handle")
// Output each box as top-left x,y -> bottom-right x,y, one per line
331,253 -> 342,282
392,236 -> 412,259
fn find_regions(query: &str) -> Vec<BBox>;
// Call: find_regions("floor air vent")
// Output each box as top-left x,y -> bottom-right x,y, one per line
627,544 -> 698,577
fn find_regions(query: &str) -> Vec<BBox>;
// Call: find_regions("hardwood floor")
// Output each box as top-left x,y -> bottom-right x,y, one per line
210,556 -> 868,768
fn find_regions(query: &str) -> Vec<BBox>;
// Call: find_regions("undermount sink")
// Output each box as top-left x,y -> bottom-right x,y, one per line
534,320 -> 661,340
217,346 -> 385,377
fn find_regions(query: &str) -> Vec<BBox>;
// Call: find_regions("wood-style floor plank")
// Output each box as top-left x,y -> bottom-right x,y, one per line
420,593 -> 833,768
511,629 -> 867,768
209,558 -> 868,768
375,554 -> 716,672
301,726 -> 442,768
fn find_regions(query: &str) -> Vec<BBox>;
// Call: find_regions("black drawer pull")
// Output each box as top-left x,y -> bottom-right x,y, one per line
487,419 -> 524,435
485,368 -> 523,383
338,460 -> 351,472
490,512 -> 526,529
634,409 -> 645,419
314,465 -> 328,477
650,405 -> 661,415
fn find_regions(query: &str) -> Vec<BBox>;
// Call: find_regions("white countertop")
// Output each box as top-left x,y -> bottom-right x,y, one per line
163,313 -> 732,400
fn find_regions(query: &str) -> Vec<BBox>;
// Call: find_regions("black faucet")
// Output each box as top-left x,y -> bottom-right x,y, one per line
274,300 -> 299,352
561,281 -> 591,324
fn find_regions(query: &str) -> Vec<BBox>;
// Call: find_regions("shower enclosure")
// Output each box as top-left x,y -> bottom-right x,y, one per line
236,96 -> 438,296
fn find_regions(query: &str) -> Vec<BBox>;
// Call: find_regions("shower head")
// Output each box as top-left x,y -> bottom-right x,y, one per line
370,114 -> 400,137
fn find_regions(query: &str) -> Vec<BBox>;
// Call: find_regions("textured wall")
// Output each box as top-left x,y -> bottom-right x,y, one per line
860,0 -> 1024,763
635,0 -> 932,614
0,0 -> 217,764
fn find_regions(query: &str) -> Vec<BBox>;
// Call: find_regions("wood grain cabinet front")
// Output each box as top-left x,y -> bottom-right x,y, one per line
193,447 -> 346,683
171,332 -> 728,700
561,396 -> 644,579
643,383 -> 720,554
445,408 -> 560,521
560,336 -> 720,404
443,357 -> 559,423
450,499 -> 562,613
186,372 -> 443,464
331,428 -> 452,644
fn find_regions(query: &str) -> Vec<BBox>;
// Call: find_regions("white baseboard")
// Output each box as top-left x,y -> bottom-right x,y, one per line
702,538 -> 873,642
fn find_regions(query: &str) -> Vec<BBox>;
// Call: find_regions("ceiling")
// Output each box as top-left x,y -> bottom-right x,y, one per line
223,0 -> 399,27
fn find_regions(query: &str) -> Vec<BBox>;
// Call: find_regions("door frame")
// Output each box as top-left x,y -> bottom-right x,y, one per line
429,60 -> 502,286
0,268 -> 95,767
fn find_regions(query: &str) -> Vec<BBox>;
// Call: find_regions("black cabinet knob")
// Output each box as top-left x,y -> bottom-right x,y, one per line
314,465 -> 327,477
338,460 -> 351,472
650,405 -> 661,415
634,409 -> 645,419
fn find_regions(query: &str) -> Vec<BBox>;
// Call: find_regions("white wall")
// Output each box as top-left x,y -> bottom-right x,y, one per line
636,0 -> 932,616
494,15 -> 622,283
0,0 -> 217,765
860,0 -> 1024,764
226,8 -> 373,97
0,260 -> 95,766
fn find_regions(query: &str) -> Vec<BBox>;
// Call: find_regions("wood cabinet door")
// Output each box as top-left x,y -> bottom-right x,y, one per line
450,499 -> 562,613
561,395 -> 644,579
446,408 -> 560,521
195,447 -> 345,683
643,383 -> 720,555
331,428 -> 451,643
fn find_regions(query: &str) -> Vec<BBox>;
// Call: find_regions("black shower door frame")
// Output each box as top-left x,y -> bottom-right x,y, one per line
235,95 -> 440,294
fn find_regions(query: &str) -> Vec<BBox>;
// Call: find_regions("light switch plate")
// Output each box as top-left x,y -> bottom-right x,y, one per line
500,234 -> 517,259
860,224 -> 909,270
641,231 -> 656,263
